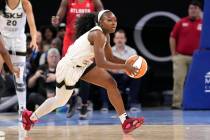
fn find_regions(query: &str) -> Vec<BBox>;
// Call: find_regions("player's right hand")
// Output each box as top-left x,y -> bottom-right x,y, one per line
51,16 -> 60,27
13,66 -> 20,78
124,63 -> 139,76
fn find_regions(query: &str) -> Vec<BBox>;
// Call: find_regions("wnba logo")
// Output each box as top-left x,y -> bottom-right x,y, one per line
204,72 -> 210,93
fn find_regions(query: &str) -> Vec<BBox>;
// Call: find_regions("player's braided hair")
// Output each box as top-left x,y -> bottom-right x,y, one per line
74,12 -> 97,40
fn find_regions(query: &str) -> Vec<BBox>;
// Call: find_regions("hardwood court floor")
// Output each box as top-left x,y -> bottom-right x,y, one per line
1,125 -> 210,140
0,109 -> 210,140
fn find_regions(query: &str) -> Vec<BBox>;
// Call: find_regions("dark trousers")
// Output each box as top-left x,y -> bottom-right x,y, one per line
79,80 -> 90,105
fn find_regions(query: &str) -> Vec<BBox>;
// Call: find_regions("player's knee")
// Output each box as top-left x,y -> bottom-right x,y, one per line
104,77 -> 118,90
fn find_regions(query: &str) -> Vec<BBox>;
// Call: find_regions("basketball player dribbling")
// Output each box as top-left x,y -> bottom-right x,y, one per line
0,0 -> 38,119
22,10 -> 144,134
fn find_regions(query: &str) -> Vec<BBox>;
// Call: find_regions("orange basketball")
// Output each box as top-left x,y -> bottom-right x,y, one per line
125,55 -> 148,79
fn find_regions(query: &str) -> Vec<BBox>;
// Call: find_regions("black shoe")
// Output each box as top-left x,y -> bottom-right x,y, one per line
79,105 -> 88,120
66,96 -> 77,118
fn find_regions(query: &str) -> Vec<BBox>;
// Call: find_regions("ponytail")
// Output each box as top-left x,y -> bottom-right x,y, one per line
0,0 -> 6,16
74,13 -> 97,40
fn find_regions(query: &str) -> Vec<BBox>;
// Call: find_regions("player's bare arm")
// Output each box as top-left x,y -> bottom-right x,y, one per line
89,30 -> 125,70
23,0 -> 38,50
89,30 -> 136,75
93,0 -> 104,11
104,35 -> 125,64
52,0 -> 68,26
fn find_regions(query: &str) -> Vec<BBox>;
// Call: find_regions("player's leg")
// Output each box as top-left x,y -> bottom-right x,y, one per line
31,87 -> 73,121
22,60 -> 77,130
1,36 -> 27,118
81,66 -> 125,116
22,86 -> 73,131
25,59 -> 73,122
78,80 -> 91,119
10,37 -> 27,116
80,66 -> 144,133
13,56 -> 26,112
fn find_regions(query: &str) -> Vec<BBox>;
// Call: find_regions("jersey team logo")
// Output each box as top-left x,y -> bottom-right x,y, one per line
4,12 -> 23,19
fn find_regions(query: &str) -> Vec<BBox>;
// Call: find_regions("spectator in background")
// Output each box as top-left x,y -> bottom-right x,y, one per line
50,38 -> 62,54
51,0 -> 104,119
169,0 -> 202,109
39,38 -> 62,66
27,48 -> 60,111
99,29 -> 142,112
41,26 -> 57,52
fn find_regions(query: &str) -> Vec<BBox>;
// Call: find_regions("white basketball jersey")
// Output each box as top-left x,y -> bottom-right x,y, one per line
63,26 -> 105,66
0,0 -> 26,38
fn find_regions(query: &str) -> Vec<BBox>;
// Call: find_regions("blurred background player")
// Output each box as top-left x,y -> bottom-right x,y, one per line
169,0 -> 202,109
0,0 -> 38,119
22,10 -> 144,134
51,0 -> 104,119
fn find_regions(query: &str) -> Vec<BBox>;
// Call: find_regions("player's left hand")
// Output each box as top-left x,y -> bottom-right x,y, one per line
30,40 -> 38,51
